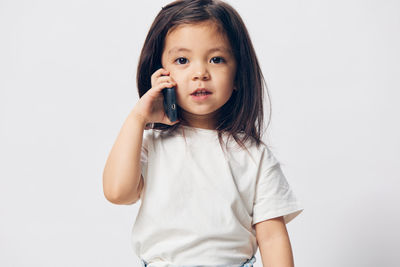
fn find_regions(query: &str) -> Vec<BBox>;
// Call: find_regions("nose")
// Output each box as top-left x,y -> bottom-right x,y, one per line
192,62 -> 210,81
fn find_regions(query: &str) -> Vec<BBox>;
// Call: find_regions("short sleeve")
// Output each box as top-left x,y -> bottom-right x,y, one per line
140,129 -> 152,180
252,148 -> 304,225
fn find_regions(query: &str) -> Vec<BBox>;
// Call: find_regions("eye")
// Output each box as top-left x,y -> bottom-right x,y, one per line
210,57 -> 225,64
174,57 -> 188,65
174,56 -> 226,65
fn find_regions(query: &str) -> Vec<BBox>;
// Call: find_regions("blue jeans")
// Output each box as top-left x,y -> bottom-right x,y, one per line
140,255 -> 256,267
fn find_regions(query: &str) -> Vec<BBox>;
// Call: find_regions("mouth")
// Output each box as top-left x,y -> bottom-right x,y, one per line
190,88 -> 212,96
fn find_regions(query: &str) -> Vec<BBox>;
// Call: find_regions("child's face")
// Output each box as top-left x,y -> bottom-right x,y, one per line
161,20 -> 237,129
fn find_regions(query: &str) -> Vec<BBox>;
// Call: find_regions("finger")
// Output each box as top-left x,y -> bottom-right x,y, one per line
158,71 -> 176,85
156,76 -> 175,85
156,81 -> 177,91
147,82 -> 175,97
151,69 -> 170,86
157,76 -> 172,83
165,116 -> 180,125
152,68 -> 169,79
167,76 -> 176,84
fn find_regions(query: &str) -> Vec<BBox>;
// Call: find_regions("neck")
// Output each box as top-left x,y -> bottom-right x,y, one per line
180,109 -> 217,130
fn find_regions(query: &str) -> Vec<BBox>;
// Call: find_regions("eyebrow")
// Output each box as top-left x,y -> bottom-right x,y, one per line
168,46 -> 232,55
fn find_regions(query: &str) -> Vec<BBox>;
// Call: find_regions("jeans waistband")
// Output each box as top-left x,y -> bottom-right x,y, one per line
140,255 -> 256,267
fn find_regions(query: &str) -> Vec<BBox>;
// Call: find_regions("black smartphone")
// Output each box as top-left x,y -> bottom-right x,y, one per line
157,64 -> 178,122
162,86 -> 177,122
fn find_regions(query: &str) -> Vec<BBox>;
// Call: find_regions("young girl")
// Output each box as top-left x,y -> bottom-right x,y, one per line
103,0 -> 304,266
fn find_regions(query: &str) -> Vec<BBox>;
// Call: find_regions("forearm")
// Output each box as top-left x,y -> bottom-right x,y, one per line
259,232 -> 294,267
102,108 -> 147,204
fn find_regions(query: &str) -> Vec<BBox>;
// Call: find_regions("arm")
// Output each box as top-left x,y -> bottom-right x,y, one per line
255,216 -> 295,267
102,68 -> 179,205
102,109 -> 147,205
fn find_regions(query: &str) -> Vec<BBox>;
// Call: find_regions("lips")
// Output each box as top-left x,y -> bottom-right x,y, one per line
191,88 -> 212,95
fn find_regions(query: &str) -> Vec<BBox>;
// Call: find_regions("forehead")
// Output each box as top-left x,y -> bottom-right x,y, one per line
163,21 -> 231,53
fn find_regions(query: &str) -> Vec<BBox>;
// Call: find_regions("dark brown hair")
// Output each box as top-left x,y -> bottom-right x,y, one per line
136,0 -> 271,150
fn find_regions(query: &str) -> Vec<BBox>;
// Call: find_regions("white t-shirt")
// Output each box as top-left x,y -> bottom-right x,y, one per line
131,125 -> 304,266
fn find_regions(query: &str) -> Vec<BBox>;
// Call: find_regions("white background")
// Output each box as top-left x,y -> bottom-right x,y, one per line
1,0 -> 399,266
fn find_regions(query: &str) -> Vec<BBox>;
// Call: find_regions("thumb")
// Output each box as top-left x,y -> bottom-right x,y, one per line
169,118 -> 180,125
164,115 -> 179,125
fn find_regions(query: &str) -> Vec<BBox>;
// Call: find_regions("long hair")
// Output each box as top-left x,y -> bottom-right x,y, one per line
136,0 -> 272,150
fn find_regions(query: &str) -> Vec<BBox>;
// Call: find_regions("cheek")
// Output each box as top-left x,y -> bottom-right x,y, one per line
218,75 -> 235,88
174,85 -> 185,103
175,92 -> 186,109
218,67 -> 235,81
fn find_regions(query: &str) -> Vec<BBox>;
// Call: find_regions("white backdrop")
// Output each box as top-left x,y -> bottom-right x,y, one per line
1,0 -> 399,266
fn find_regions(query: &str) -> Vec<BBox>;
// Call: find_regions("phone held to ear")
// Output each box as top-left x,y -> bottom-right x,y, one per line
158,64 -> 178,122
162,86 -> 177,122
